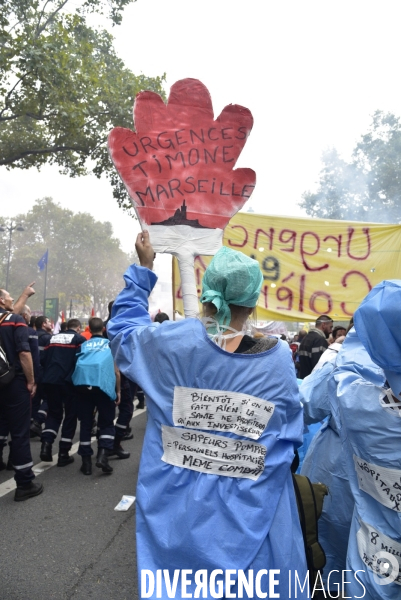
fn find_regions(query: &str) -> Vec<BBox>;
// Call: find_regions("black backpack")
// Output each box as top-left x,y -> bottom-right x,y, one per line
291,450 -> 328,595
0,312 -> 15,387
292,473 -> 328,596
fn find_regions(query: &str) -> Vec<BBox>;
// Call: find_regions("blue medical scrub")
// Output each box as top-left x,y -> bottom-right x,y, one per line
329,328 -> 401,599
108,264 -> 308,599
299,360 -> 354,587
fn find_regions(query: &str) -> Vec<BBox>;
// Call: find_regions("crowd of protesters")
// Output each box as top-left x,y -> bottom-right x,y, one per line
1,248 -> 400,599
0,283 -> 152,500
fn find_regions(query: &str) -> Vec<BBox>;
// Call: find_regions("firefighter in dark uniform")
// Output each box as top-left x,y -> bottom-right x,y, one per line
22,305 -> 41,387
40,318 -> 86,466
73,318 -> 121,475
103,301 -> 132,454
0,304 -> 41,465
110,372 -> 133,456
0,289 -> 43,501
30,315 -> 53,436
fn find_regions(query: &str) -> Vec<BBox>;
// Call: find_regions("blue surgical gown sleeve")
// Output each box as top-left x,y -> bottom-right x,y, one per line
107,264 -> 158,384
299,361 -> 334,424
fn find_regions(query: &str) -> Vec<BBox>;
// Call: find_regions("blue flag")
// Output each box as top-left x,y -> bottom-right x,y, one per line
37,249 -> 48,272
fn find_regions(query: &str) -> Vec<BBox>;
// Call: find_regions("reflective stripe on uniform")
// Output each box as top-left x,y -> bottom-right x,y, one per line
299,347 -> 327,357
14,461 -> 34,470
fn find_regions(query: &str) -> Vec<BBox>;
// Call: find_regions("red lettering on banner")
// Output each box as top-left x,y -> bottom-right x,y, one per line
194,255 -> 208,272
254,228 -> 274,251
277,286 -> 293,311
323,234 -> 343,257
172,210 -> 380,319
227,225 -> 248,248
194,255 -> 208,295
299,274 -> 306,313
347,227 -> 371,260
279,229 -> 296,252
309,290 -> 333,314
261,285 -> 269,309
300,232 -> 329,272
340,270 -> 372,315
282,272 -> 295,283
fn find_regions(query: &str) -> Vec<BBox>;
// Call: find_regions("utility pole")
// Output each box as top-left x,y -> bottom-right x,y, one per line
0,221 -> 25,290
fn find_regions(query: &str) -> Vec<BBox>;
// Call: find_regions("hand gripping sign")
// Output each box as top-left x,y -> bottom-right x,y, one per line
108,78 -> 255,317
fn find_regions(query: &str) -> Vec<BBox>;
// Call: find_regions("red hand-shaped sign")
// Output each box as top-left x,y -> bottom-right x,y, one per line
108,78 -> 255,230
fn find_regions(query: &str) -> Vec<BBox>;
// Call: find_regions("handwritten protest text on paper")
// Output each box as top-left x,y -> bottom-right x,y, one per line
356,519 -> 401,585
161,426 -> 266,480
173,386 -> 275,440
353,455 -> 401,512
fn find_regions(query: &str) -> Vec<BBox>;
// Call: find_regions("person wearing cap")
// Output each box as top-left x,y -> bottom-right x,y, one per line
107,231 -> 307,599
322,281 -> 401,598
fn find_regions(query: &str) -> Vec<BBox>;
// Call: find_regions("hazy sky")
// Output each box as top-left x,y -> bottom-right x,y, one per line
2,0 -> 401,254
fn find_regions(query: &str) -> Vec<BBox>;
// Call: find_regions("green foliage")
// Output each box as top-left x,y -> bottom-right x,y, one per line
0,197 -> 131,315
300,111 -> 401,223
0,0 -> 166,212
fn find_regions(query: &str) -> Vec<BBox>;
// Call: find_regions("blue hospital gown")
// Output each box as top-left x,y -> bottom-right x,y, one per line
107,264 -> 308,599
329,329 -> 401,599
299,360 -> 354,587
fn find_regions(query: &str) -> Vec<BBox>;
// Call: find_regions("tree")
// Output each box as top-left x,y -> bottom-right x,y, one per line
300,111 -> 401,223
0,0 -> 166,212
1,197 -> 133,316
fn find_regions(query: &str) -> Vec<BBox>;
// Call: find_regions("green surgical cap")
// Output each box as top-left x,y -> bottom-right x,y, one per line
200,247 -> 263,327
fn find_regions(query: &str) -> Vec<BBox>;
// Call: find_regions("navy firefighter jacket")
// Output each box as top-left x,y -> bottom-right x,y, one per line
27,326 -> 40,382
42,329 -> 86,385
0,309 -> 30,378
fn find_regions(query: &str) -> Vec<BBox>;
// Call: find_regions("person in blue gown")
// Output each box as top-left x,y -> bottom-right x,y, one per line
107,231 -> 308,599
299,360 -> 354,590
324,281 -> 401,599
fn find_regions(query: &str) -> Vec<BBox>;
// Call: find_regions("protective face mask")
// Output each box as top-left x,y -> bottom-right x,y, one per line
379,388 -> 401,418
200,317 -> 244,350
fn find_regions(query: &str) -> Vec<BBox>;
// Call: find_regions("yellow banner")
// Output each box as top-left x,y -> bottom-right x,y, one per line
173,212 -> 401,322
